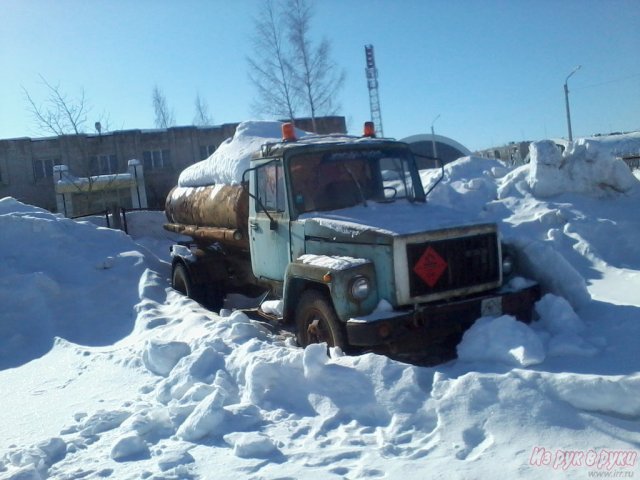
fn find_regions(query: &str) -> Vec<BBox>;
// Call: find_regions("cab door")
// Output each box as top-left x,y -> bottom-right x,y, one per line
249,160 -> 291,281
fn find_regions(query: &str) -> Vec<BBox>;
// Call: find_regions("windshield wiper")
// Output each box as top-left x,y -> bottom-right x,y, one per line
413,153 -> 444,201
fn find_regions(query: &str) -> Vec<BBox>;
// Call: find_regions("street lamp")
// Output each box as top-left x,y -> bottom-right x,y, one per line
564,65 -> 581,142
430,114 -> 441,161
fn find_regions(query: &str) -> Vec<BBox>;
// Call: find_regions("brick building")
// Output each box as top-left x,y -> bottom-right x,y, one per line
0,116 -> 346,214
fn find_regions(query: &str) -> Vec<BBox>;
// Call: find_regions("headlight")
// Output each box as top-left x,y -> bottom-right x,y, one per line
349,276 -> 370,301
502,255 -> 515,277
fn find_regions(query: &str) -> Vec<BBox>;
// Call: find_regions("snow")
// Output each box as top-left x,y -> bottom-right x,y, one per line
526,139 -> 637,197
110,433 -> 150,462
259,299 -> 283,317
178,120 -> 310,187
298,253 -> 369,270
1,131 -> 640,479
142,339 -> 191,377
583,131 -> 640,158
457,315 -> 546,367
348,299 -> 402,323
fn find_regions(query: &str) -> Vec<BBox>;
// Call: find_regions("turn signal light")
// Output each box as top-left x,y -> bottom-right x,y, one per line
363,121 -> 376,138
282,122 -> 297,142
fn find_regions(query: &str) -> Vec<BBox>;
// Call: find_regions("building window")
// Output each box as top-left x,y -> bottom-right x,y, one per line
199,144 -> 216,160
89,154 -> 118,175
143,149 -> 171,170
33,158 -> 59,181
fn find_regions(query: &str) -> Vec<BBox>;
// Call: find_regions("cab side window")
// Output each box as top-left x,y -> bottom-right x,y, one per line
256,162 -> 285,212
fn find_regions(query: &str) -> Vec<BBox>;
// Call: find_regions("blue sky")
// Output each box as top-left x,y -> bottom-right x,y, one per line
1,0 -> 639,151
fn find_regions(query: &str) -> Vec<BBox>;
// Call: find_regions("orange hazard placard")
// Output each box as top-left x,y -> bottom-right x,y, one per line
413,246 -> 448,287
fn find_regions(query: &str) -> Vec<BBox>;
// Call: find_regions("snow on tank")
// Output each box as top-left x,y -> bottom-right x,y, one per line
178,120 -> 311,188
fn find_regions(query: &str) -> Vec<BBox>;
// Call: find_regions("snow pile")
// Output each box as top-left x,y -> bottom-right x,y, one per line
534,294 -> 599,357
178,120 -> 310,187
260,299 -> 284,316
423,156 -> 503,208
525,139 -> 638,197
507,236 -> 591,309
586,131 -> 640,159
418,155 -> 594,308
457,293 -> 600,367
457,315 -> 545,367
0,197 -> 163,370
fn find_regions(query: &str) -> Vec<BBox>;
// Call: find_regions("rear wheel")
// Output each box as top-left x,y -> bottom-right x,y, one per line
295,290 -> 346,349
172,262 -> 197,298
172,262 -> 224,311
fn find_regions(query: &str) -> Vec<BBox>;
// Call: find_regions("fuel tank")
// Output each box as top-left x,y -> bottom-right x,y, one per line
164,184 -> 249,249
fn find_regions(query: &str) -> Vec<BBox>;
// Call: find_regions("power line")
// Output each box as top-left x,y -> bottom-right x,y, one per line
574,73 -> 640,90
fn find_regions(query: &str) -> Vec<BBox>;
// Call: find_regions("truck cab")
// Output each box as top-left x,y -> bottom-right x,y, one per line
247,130 -> 424,281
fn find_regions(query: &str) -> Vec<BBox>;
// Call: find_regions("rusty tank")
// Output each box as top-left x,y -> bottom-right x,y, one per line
164,184 -> 250,250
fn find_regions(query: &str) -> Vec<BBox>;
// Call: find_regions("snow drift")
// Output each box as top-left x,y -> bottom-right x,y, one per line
526,139 -> 637,197
0,198 -> 163,369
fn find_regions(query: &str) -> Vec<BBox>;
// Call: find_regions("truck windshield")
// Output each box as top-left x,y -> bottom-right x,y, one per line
288,146 -> 423,214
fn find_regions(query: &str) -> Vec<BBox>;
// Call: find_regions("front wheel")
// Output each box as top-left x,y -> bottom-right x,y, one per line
295,290 -> 346,350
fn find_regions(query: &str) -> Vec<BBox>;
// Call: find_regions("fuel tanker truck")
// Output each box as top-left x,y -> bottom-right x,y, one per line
164,121 -> 539,361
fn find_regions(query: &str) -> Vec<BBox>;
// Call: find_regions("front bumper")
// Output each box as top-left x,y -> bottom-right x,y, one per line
346,284 -> 541,356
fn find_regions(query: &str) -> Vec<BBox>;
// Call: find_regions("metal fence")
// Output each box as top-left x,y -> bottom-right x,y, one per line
71,206 -> 161,234
71,209 -> 113,228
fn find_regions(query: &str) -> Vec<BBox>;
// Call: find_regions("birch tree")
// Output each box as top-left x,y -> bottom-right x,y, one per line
247,0 -> 299,122
286,0 -> 344,132
193,93 -> 213,126
152,85 -> 175,128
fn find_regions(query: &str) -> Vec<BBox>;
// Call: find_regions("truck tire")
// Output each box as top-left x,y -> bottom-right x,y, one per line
172,262 -> 201,300
295,290 -> 346,350
171,263 -> 225,312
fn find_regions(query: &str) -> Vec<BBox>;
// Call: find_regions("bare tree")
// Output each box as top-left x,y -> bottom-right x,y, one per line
193,93 -> 213,126
247,0 -> 299,122
22,76 -> 121,214
286,0 -> 344,131
23,75 -> 90,136
152,85 -> 175,128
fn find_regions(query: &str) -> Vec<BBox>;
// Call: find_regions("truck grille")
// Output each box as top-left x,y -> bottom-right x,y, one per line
406,232 -> 499,297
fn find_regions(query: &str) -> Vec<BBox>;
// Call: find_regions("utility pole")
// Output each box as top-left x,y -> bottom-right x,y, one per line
364,45 -> 383,137
564,65 -> 581,142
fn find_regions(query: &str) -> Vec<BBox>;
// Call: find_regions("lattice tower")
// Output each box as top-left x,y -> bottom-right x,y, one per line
364,45 -> 383,137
